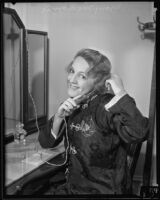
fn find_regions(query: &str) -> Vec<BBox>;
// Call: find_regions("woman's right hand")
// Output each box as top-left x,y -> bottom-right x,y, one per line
55,97 -> 80,119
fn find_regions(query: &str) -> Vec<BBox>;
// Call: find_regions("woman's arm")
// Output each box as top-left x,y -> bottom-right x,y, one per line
96,94 -> 149,143
96,74 -> 149,143
39,97 -> 79,148
38,116 -> 65,148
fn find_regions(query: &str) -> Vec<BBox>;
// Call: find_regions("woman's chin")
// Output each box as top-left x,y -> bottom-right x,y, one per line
68,89 -> 80,98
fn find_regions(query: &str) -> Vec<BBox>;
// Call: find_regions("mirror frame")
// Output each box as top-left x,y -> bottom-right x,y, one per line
3,7 -> 27,144
23,30 -> 49,135
3,8 -> 49,143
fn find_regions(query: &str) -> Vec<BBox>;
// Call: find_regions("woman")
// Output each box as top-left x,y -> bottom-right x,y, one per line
39,48 -> 149,194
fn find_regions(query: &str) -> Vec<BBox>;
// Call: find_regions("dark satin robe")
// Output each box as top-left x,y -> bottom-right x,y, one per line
39,93 -> 149,194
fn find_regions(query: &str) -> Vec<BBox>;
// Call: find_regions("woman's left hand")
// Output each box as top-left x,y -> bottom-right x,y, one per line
105,73 -> 125,95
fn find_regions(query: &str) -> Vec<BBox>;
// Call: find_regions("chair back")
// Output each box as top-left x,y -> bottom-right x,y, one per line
127,142 -> 142,179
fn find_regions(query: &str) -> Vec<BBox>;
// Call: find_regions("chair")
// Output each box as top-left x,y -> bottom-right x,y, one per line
127,142 -> 143,180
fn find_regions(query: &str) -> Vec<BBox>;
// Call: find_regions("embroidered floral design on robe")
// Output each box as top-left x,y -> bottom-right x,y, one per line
70,116 -> 95,137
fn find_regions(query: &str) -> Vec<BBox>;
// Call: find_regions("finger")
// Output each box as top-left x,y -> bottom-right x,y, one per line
73,95 -> 82,101
61,104 -> 72,113
67,98 -> 78,107
61,110 -> 71,117
63,101 -> 74,111
105,73 -> 114,83
105,73 -> 120,85
105,79 -> 113,87
106,83 -> 111,91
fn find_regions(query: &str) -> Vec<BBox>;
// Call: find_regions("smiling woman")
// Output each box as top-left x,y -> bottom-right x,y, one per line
66,49 -> 111,98
67,56 -> 95,98
38,48 -> 149,194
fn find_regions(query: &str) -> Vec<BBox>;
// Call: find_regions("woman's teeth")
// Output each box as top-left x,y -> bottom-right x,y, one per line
70,84 -> 79,89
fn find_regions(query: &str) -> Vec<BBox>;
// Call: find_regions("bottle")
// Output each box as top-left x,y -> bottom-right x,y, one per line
14,122 -> 27,144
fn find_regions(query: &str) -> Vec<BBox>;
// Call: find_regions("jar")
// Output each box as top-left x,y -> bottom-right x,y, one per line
14,122 -> 27,144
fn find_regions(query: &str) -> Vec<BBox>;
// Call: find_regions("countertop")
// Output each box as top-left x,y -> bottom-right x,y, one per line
5,132 -> 65,186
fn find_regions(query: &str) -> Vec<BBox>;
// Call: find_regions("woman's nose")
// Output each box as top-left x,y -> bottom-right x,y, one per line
69,74 -> 78,83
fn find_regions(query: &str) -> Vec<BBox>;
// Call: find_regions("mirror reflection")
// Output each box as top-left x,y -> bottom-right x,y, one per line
4,13 -> 21,136
27,32 -> 45,120
3,9 -> 48,140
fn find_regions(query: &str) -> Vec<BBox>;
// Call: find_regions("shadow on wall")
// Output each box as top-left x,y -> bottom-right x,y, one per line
28,72 -> 44,119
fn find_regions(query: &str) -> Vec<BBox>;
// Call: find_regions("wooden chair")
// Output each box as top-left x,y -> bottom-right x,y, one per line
127,142 -> 143,180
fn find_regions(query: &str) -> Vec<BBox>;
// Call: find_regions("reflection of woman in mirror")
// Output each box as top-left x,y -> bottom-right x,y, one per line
39,48 -> 149,194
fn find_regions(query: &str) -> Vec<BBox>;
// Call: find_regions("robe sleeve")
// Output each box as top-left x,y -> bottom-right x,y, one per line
95,94 -> 149,143
38,116 -> 66,148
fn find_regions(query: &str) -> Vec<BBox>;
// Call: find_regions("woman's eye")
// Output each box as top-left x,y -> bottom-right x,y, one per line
69,68 -> 74,74
79,74 -> 87,80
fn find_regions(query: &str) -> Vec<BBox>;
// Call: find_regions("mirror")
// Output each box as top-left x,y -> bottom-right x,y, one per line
3,8 -> 26,143
3,8 -> 49,143
23,30 -> 48,134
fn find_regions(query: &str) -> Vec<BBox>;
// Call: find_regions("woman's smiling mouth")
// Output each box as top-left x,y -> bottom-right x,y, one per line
68,83 -> 79,90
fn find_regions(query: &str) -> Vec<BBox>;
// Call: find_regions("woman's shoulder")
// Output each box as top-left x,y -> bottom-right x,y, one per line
96,92 -> 114,104
100,93 -> 114,103
88,93 -> 114,129
89,92 -> 114,110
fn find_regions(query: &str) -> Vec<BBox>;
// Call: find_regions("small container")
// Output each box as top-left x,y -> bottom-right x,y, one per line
14,122 -> 27,144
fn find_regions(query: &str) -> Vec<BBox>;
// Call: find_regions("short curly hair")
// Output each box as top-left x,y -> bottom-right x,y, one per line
66,48 -> 111,94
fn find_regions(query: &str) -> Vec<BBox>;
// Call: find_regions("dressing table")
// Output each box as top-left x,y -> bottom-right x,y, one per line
5,132 -> 65,195
3,7 -> 56,195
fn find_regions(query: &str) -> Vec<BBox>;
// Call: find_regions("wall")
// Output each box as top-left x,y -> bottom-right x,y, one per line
5,2 -> 156,186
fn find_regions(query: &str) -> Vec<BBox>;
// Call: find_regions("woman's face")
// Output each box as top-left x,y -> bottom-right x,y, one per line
67,56 -> 95,98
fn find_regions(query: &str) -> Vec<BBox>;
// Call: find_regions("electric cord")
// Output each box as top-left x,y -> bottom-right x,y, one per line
25,30 -> 40,152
